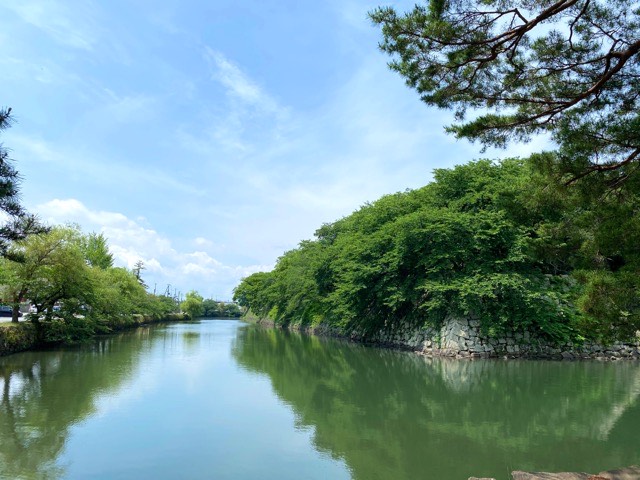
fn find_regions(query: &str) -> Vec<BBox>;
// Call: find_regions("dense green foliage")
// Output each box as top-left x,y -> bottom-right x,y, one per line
180,290 -> 242,319
0,225 -> 181,342
370,0 -> 640,186
202,299 -> 242,318
80,232 -> 114,269
235,159 -> 640,342
181,290 -> 205,319
234,2 -> 640,344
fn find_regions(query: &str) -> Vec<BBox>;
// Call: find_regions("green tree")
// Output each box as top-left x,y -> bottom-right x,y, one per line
233,271 -> 277,318
370,1 -> 640,185
89,267 -> 150,321
201,299 -> 242,318
221,302 -> 241,317
0,107 -> 46,258
202,299 -> 221,317
180,290 -> 204,319
234,159 -> 640,341
80,232 -> 114,269
0,227 -> 93,322
151,294 -> 179,316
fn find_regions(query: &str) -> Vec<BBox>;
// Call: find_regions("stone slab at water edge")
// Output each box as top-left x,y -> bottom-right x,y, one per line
469,465 -> 640,480
356,317 -> 640,360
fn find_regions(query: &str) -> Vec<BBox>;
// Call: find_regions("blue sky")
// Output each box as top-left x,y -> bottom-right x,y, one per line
0,0 -> 545,300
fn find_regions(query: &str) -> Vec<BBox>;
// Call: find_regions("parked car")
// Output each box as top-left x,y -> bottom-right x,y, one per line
0,305 -> 21,318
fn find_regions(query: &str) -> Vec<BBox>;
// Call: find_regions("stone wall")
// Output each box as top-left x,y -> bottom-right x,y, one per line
353,317 -> 640,360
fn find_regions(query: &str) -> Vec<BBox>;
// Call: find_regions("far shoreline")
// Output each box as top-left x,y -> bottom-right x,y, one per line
0,313 -> 188,357
243,316 -> 640,362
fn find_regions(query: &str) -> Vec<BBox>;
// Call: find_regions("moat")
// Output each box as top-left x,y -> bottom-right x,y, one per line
1,320 -> 638,479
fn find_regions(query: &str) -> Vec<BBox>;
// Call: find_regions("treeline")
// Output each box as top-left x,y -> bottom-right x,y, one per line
235,0 -> 640,344
0,225 -> 180,342
180,290 -> 242,319
234,157 -> 640,343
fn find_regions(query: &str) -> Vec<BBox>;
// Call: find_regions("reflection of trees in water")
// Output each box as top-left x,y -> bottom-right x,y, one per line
182,331 -> 201,355
233,327 -> 640,480
0,327 -> 156,479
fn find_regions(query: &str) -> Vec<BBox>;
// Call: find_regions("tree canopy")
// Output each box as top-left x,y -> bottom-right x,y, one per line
181,290 -> 204,319
370,1 -> 640,186
235,158 -> 640,342
0,107 -> 46,258
80,232 -> 114,270
0,225 -> 180,340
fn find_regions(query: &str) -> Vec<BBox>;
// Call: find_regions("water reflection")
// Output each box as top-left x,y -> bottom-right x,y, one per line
1,322 -> 638,480
232,326 -> 640,480
0,327 -> 156,479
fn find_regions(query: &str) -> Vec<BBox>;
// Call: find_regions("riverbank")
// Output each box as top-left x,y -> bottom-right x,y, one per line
471,464 -> 640,479
246,315 -> 640,361
0,313 -> 188,357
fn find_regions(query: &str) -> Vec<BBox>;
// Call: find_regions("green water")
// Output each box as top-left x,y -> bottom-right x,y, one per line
0,320 -> 638,479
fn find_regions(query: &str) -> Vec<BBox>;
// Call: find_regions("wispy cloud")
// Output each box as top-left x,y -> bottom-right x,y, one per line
100,90 -> 157,123
1,0 -> 100,51
204,47 -> 283,114
175,49 -> 466,253
179,48 -> 293,156
9,134 -> 204,197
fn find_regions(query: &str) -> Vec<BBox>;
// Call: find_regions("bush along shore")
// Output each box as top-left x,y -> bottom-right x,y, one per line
234,159 -> 640,360
0,313 -> 188,357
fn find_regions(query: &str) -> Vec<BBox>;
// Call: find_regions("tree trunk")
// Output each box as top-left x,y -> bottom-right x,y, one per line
11,305 -> 20,323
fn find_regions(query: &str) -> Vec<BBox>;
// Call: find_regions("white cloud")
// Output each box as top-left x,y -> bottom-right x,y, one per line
194,237 -> 214,248
34,198 -> 271,299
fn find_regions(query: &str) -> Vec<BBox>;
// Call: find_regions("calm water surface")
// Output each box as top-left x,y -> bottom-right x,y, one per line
0,320 -> 638,479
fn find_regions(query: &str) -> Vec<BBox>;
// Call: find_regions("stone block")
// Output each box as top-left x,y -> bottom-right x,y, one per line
511,471 -> 590,480
511,465 -> 640,480
596,465 -> 640,479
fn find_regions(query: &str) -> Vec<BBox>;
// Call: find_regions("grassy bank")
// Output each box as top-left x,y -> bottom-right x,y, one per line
0,313 -> 188,357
